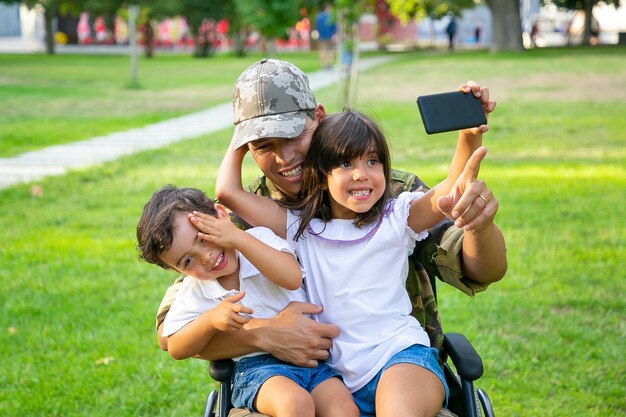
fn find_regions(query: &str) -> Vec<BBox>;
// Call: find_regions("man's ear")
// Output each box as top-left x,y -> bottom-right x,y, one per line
315,103 -> 326,121
214,203 -> 231,220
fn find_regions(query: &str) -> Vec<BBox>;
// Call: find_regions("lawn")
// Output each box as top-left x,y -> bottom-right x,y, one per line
1,46 -> 624,417
0,51 -> 323,157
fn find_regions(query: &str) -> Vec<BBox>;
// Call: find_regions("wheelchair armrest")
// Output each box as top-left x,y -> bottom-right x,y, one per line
209,359 -> 235,382
443,333 -> 484,381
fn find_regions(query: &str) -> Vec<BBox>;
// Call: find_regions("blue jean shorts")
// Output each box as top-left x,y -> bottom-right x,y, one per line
231,354 -> 341,411
351,344 -> 449,417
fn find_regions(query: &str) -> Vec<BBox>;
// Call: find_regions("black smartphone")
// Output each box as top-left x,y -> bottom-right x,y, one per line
416,91 -> 487,134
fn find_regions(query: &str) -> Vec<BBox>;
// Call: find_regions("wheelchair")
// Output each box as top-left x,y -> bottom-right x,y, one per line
202,320 -> 495,417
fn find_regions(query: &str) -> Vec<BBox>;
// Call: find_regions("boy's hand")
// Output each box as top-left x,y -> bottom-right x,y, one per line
189,206 -> 243,249
210,291 -> 253,331
458,81 -> 496,136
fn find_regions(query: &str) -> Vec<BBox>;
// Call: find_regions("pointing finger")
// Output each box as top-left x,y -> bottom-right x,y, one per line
460,146 -> 487,182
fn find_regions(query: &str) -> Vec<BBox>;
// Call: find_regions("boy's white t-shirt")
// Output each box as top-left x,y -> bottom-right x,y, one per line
286,191 -> 432,392
161,227 -> 307,361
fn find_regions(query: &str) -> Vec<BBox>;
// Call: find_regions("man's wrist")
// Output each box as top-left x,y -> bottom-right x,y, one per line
242,318 -> 272,352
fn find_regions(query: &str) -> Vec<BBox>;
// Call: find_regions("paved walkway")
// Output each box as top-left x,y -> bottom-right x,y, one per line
0,55 -> 393,190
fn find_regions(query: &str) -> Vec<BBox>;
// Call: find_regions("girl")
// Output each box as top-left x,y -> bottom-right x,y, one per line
215,109 -> 502,417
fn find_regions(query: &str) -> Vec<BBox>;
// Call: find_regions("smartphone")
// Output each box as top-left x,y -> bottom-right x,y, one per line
416,91 -> 487,134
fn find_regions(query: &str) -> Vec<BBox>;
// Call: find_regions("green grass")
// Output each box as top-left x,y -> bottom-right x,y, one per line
0,52 -> 323,157
1,46 -> 625,416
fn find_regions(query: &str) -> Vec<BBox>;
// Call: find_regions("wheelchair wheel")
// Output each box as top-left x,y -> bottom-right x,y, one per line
477,388 -> 494,417
203,390 -> 218,417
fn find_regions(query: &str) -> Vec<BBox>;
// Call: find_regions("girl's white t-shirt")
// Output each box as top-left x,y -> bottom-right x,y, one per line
161,227 -> 307,361
286,191 -> 431,392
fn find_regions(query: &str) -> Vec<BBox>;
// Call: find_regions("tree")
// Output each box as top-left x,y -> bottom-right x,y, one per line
0,0 -> 85,54
234,0 -> 302,56
485,0 -> 524,51
174,0 -> 226,57
386,0 -> 475,22
225,0 -> 246,56
386,0 -> 524,52
544,0 -> 621,45
386,0 -> 475,47
335,0 -> 373,107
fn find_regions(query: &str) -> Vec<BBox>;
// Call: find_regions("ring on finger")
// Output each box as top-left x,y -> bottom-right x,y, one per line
478,194 -> 487,205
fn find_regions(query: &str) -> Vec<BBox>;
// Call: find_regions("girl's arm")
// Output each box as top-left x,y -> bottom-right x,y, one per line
190,210 -> 302,290
215,143 -> 287,238
234,232 -> 303,290
407,143 -> 486,234
407,82 -> 494,233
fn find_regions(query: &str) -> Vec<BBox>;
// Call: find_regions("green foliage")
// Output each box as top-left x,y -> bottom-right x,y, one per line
235,0 -> 302,39
335,0 -> 373,24
386,0 -> 476,22
83,0 -> 123,17
171,0 -> 226,33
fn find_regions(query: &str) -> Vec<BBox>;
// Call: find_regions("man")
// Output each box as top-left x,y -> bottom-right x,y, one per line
315,3 -> 337,69
156,58 -> 506,415
446,16 -> 457,51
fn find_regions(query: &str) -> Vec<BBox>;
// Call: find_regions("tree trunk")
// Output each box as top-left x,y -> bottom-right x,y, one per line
232,30 -> 247,57
583,0 -> 593,46
488,0 -> 524,52
44,5 -> 56,54
143,22 -> 154,58
194,32 -> 210,58
429,17 -> 436,47
349,22 -> 360,106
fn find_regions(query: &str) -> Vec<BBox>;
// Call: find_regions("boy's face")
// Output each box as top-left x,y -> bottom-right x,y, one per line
160,212 -> 239,283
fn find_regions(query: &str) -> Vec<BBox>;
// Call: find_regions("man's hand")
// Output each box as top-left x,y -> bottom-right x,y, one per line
252,301 -> 339,367
438,146 -> 498,231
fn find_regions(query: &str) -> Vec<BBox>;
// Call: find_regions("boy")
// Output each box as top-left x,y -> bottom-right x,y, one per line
136,185 -> 357,417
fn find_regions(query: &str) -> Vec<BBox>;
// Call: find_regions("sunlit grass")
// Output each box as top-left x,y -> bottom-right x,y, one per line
0,52 -> 323,157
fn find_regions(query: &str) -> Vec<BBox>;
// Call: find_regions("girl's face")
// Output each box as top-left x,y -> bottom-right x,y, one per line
326,149 -> 386,219
160,212 -> 239,285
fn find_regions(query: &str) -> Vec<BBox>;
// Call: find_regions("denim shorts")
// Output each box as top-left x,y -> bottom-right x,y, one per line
231,354 -> 341,411
351,344 -> 449,417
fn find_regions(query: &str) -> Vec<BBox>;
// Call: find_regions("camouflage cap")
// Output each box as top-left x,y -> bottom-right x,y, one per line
231,58 -> 317,149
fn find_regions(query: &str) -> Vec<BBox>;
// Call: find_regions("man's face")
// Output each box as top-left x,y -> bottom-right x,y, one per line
247,118 -> 318,200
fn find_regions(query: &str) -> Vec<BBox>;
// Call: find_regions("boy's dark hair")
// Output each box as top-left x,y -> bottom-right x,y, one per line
286,109 -> 392,240
136,185 -> 217,270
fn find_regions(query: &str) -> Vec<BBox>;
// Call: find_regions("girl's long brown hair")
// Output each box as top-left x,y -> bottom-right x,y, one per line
284,109 -> 392,240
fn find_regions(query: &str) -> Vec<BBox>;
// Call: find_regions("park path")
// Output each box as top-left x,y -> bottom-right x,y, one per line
0,56 -> 393,190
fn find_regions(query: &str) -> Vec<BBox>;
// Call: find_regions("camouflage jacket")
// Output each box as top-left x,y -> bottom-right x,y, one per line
155,170 -> 490,351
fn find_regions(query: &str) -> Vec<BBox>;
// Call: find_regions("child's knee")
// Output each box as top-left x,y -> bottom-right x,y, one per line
330,401 -> 359,417
276,390 -> 315,417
